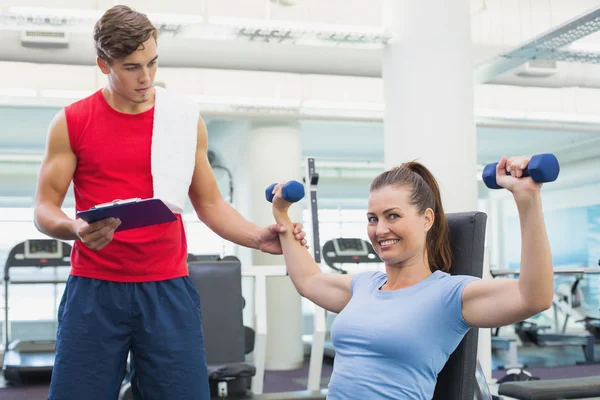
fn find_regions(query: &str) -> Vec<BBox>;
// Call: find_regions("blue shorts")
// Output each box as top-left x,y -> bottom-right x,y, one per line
48,275 -> 210,400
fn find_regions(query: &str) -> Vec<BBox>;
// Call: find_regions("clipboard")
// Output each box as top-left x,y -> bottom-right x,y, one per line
76,198 -> 178,232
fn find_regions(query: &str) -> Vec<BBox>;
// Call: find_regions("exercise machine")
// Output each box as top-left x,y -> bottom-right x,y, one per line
553,268 -> 600,342
266,157 -> 326,391
322,237 -> 381,275
302,157 -> 328,392
490,267 -> 600,365
2,239 -> 72,384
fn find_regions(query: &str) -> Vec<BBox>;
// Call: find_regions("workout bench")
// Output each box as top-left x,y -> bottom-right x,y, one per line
499,376 -> 600,399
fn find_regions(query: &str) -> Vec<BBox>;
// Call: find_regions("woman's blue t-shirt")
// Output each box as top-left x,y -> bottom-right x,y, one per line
328,270 -> 478,400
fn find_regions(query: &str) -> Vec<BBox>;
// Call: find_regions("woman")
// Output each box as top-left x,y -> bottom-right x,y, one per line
271,155 -> 554,400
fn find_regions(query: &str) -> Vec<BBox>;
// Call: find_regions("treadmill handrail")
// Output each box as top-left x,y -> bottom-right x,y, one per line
9,280 -> 69,285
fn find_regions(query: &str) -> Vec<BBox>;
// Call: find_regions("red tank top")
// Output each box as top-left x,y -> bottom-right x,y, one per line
65,89 -> 188,282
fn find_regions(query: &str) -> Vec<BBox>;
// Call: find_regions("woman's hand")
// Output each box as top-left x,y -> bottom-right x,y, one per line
271,182 -> 294,218
495,155 -> 542,198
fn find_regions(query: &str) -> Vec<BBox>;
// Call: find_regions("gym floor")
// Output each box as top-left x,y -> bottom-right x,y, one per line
0,344 -> 598,399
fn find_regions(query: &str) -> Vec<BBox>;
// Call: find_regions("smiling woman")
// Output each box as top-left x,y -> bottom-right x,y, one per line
270,155 -> 555,400
367,161 -> 452,282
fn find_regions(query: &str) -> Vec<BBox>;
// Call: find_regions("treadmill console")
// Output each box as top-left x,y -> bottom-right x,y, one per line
332,238 -> 368,256
323,238 -> 381,273
24,239 -> 63,259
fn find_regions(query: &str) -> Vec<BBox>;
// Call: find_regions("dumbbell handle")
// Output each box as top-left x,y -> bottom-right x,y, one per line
482,153 -> 560,190
265,181 -> 305,203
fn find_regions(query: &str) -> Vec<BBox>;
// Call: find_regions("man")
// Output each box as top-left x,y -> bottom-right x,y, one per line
33,5 -> 306,399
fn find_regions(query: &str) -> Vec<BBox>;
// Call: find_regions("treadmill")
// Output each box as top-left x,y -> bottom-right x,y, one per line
320,238 -> 381,359
2,238 -> 72,384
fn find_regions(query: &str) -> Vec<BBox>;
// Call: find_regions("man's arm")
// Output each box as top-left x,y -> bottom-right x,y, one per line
33,109 -> 80,240
188,118 -> 262,249
34,109 -> 121,249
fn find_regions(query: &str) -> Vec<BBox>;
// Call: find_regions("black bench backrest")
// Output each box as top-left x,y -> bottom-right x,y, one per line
187,256 -> 246,365
433,211 -> 487,400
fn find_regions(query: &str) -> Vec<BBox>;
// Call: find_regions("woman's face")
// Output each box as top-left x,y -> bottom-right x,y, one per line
367,185 -> 432,267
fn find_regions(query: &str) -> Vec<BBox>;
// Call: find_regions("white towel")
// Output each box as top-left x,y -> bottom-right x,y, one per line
151,86 -> 199,214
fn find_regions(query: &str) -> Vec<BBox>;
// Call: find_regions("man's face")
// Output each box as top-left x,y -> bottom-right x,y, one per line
99,37 -> 158,104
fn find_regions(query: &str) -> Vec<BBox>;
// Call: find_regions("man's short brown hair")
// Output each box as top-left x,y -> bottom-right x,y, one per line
93,5 -> 158,63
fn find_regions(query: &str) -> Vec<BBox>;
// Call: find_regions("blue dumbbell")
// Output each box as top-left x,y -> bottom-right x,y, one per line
482,153 -> 560,189
265,181 -> 305,203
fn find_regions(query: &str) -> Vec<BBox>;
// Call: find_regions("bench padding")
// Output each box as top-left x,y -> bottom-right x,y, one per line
498,376 -> 600,400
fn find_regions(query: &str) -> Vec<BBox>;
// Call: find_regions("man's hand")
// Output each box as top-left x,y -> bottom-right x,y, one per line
258,222 -> 308,255
73,217 -> 121,250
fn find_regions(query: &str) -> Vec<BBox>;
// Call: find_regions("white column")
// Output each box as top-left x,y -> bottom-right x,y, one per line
237,121 -> 305,371
382,0 -> 492,380
382,0 -> 477,213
